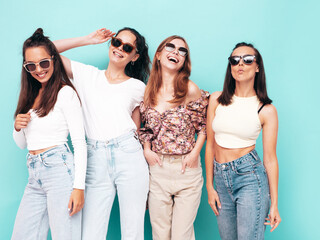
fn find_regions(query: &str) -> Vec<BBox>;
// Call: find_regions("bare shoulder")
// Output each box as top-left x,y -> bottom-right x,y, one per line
209,91 -> 222,105
260,104 -> 277,117
187,80 -> 201,101
260,104 -> 278,125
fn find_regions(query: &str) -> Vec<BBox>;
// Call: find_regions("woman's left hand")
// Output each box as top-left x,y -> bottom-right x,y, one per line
87,28 -> 115,45
181,151 -> 199,173
264,205 -> 281,232
68,189 -> 85,216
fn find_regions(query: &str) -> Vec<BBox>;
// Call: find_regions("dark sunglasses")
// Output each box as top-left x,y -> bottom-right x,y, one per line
228,55 -> 256,66
111,37 -> 137,53
165,43 -> 188,57
23,57 -> 53,73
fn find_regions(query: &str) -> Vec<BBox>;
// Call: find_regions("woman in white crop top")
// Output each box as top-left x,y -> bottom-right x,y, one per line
53,28 -> 151,240
206,43 -> 281,239
12,29 -> 87,240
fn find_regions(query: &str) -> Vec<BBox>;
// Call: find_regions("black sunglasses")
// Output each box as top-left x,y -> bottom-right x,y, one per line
23,57 -> 53,73
111,37 -> 137,53
165,43 -> 188,57
228,55 -> 256,66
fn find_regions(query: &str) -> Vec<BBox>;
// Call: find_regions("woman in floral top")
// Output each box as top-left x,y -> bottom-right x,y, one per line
139,35 -> 209,240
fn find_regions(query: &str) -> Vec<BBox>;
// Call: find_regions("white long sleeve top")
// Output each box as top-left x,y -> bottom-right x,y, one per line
13,86 -> 87,189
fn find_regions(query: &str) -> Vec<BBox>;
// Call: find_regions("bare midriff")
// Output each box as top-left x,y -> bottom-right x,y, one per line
214,144 -> 255,163
29,145 -> 57,155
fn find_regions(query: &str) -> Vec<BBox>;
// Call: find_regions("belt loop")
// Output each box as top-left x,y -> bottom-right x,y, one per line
249,150 -> 258,161
64,143 -> 71,153
38,154 -> 43,164
231,161 -> 235,171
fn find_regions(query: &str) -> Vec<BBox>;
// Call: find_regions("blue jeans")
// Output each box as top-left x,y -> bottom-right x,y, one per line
214,149 -> 270,240
82,130 -> 149,240
11,144 -> 81,240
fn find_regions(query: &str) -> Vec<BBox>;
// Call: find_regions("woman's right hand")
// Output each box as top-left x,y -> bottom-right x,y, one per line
87,28 -> 115,45
14,113 -> 31,131
143,148 -> 162,166
207,187 -> 221,216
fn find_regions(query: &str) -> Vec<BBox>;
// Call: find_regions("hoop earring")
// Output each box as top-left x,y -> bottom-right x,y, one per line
131,61 -> 135,66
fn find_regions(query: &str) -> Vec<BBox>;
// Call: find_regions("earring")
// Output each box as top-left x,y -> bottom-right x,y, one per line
131,61 -> 135,66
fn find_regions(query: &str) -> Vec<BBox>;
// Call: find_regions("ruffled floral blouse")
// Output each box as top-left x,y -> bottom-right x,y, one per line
138,90 -> 210,155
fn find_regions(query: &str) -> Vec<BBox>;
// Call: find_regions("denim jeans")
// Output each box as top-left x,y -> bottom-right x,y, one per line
214,149 -> 270,240
82,130 -> 149,240
11,144 -> 81,240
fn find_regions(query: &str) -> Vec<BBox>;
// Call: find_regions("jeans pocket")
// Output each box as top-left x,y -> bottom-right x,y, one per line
119,137 -> 142,153
235,162 -> 254,175
87,144 -> 96,158
42,152 -> 62,167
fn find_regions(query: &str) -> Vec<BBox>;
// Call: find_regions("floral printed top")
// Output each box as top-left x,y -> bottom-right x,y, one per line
138,90 -> 210,155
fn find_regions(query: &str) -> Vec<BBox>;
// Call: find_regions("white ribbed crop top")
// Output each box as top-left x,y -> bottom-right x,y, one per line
212,95 -> 262,148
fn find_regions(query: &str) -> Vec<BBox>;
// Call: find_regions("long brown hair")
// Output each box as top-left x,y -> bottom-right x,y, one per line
218,42 -> 272,105
14,28 -> 78,117
144,36 -> 191,106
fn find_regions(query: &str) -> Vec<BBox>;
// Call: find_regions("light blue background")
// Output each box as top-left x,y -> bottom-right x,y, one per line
1,0 -> 319,239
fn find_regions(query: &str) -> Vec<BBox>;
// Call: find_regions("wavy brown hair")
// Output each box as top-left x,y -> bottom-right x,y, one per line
144,36 -> 191,106
14,28 -> 78,118
218,42 -> 272,105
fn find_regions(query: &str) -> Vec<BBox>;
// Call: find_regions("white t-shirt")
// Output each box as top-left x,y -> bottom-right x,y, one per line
13,86 -> 87,189
71,60 -> 145,141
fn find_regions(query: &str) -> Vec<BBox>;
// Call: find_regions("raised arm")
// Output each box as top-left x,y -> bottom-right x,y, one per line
53,28 -> 115,79
260,104 -> 281,232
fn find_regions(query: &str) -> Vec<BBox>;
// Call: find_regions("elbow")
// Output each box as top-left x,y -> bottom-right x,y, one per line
263,155 -> 278,169
17,143 -> 27,150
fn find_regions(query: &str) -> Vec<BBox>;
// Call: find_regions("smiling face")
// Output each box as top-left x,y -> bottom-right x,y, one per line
230,46 -> 259,83
108,30 -> 139,68
24,46 -> 54,86
157,38 -> 187,73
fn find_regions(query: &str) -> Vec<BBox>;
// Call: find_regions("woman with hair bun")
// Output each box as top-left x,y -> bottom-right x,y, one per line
206,42 -> 281,239
54,27 -> 151,240
139,36 -> 209,240
12,28 -> 86,240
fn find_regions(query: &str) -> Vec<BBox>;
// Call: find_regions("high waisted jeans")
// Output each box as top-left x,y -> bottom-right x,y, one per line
214,149 -> 270,240
82,130 -> 149,240
11,144 -> 81,240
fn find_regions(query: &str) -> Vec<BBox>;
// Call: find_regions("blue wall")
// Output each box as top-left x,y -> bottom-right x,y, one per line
1,0 -> 319,239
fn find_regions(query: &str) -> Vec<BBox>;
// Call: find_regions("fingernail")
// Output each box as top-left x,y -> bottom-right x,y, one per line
181,170 -> 184,173
68,208 -> 70,211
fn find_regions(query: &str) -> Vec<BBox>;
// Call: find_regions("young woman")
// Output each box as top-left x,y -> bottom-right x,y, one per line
12,28 -> 87,240
139,36 -> 209,240
205,42 -> 281,239
53,27 -> 150,240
